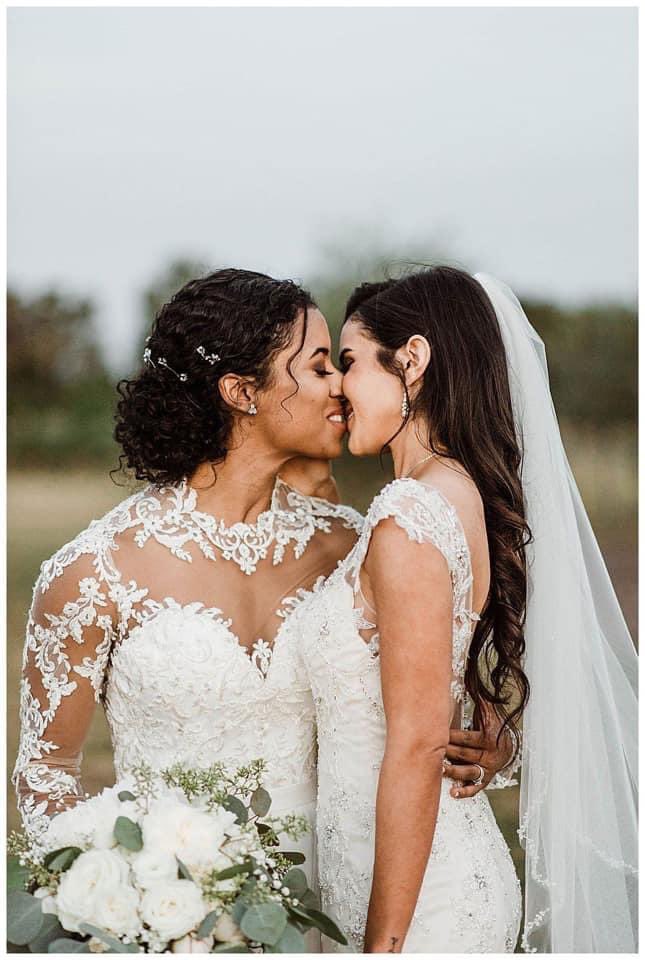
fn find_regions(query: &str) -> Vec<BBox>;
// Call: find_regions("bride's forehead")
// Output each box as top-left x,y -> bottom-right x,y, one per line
339,317 -> 369,351
302,307 -> 331,347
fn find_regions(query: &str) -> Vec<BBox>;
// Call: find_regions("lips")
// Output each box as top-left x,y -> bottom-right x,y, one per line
326,406 -> 346,425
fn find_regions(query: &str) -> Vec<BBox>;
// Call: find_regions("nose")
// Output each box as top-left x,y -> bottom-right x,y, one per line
329,365 -> 344,398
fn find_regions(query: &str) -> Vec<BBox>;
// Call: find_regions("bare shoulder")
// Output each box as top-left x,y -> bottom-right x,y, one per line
416,458 -> 485,542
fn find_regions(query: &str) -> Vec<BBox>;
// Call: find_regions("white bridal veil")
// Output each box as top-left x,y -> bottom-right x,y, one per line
473,274 -> 638,953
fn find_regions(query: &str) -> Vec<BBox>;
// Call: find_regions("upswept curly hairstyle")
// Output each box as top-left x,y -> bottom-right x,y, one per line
345,266 -> 531,755
114,268 -> 315,486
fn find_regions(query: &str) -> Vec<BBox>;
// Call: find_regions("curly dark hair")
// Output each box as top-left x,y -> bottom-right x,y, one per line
345,266 -> 531,758
114,268 -> 316,486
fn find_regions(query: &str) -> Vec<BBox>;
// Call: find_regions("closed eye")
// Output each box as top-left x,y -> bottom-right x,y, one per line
315,367 -> 334,377
340,357 -> 353,373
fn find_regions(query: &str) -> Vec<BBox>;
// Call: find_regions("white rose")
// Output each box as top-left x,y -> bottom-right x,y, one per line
34,887 -> 58,916
131,849 -> 178,889
85,791 -> 140,850
213,912 -> 245,944
88,937 -> 108,953
43,803 -> 97,852
171,933 -> 214,952
140,880 -> 206,943
91,885 -> 140,938
55,849 -> 132,934
141,799 -> 235,874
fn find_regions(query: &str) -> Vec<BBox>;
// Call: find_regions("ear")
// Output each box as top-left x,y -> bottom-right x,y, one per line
396,334 -> 431,387
218,374 -> 258,414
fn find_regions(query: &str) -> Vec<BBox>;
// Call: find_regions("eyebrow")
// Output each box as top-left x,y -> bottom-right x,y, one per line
309,347 -> 330,359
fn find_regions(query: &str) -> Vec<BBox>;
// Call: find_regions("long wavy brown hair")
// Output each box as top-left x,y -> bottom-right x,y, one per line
345,266 -> 531,756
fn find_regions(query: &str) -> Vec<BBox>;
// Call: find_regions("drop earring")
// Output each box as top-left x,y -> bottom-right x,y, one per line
401,391 -> 409,419
248,402 -> 258,416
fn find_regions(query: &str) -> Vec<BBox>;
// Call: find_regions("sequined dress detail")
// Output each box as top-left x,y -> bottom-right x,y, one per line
288,479 -> 522,953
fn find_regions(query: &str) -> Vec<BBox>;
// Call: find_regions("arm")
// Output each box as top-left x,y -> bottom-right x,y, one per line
278,457 -> 340,503
362,520 -> 453,953
12,555 -> 115,843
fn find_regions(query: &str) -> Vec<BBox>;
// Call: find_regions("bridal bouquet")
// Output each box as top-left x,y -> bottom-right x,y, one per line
8,761 -> 346,953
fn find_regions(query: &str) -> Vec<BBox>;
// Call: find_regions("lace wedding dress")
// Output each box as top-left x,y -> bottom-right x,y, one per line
12,477 -> 362,914
287,478 -> 522,953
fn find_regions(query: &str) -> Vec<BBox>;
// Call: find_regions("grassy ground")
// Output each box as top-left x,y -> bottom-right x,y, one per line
6,427 -> 637,899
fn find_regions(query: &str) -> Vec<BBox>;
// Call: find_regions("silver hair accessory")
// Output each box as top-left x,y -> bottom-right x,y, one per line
142,344 -> 188,382
196,345 -> 221,365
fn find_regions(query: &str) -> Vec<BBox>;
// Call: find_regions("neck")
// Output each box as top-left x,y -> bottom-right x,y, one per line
389,420 -> 436,479
187,432 -> 290,525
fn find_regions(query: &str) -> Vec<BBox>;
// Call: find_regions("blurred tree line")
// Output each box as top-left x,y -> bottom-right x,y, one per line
7,255 -> 637,471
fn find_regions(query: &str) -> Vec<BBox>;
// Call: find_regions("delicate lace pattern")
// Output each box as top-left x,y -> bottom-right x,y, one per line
13,480 -> 359,845
288,478 -> 522,952
345,478 -> 480,700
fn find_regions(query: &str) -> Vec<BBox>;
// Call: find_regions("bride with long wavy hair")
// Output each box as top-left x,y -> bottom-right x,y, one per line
285,265 -> 637,953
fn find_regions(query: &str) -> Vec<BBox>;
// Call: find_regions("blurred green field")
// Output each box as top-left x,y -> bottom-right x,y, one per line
6,424 -> 637,912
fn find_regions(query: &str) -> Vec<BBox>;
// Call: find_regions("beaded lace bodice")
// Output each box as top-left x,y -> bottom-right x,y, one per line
13,477 -> 362,843
287,479 -> 522,951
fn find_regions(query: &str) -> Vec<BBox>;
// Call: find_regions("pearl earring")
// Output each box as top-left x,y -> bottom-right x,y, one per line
248,402 -> 258,416
401,392 -> 409,419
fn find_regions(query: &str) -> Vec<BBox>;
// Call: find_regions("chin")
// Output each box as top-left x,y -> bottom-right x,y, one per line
347,431 -> 375,457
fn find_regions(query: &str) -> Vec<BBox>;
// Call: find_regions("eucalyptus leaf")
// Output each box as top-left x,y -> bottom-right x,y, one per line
215,860 -> 252,881
113,816 -> 143,852
282,867 -> 307,898
48,938 -> 92,952
45,847 -> 83,873
7,854 -> 31,891
231,899 -> 247,927
117,790 -> 137,802
222,795 -> 248,825
231,878 -> 256,925
250,786 -> 271,817
79,923 -> 139,952
7,891 -> 45,946
300,888 -> 319,910
273,924 -> 306,953
176,857 -> 193,881
286,904 -> 314,928
302,907 -> 348,945
280,851 -> 305,865
29,914 -> 66,953
195,909 -> 220,940
44,846 -> 82,873
240,902 -> 288,946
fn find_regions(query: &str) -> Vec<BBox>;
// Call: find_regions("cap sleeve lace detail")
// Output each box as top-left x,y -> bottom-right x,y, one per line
344,478 -> 478,702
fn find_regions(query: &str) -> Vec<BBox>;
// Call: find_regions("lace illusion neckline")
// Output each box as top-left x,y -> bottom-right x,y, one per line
133,477 -> 335,575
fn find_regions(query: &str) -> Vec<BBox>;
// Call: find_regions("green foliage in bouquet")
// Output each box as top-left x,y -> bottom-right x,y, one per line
7,761 -> 347,954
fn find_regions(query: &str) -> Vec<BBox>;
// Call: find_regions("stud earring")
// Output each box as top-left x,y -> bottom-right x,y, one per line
401,391 -> 409,419
248,402 -> 258,416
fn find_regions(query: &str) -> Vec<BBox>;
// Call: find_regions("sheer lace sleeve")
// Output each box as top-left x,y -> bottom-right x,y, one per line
12,550 -> 117,843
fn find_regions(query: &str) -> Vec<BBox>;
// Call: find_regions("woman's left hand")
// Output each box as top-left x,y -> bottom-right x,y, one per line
442,727 -> 514,798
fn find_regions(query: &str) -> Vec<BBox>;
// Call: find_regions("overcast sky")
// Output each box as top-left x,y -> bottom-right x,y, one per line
8,6 -> 637,371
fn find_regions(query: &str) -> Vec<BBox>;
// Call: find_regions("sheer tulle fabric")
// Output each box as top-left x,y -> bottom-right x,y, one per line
474,273 -> 638,952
